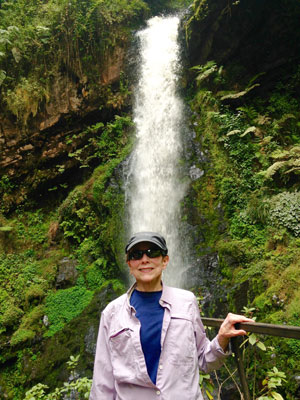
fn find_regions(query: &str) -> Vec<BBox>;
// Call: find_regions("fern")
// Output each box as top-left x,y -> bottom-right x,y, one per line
262,145 -> 300,179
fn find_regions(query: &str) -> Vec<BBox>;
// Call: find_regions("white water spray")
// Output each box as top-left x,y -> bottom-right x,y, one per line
125,16 -> 187,287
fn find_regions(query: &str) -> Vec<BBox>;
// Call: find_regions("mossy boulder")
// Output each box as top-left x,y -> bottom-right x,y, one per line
22,280 -> 124,394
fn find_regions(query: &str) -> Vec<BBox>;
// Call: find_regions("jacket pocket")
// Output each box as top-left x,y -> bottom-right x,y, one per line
166,316 -> 196,374
109,328 -> 136,381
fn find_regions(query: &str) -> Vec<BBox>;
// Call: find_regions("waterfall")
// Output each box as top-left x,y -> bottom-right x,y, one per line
125,15 -> 187,287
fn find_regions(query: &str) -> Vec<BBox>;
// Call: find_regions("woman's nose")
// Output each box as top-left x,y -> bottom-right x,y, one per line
141,253 -> 149,262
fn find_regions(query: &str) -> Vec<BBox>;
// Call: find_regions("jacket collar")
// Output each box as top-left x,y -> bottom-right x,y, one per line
126,281 -> 172,308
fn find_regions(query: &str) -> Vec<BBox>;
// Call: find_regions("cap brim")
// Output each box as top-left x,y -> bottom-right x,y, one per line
126,238 -> 163,252
125,232 -> 168,253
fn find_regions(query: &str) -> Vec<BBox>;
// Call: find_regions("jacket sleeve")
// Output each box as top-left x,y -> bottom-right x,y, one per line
89,311 -> 117,400
192,296 -> 229,373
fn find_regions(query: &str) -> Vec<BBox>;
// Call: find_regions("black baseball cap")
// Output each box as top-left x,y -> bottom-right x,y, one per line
125,232 -> 168,254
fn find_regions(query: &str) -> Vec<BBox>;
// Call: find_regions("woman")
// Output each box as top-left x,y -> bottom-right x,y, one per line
90,231 -> 253,399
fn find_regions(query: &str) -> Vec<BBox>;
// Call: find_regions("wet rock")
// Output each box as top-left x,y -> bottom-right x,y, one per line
182,252 -> 228,316
293,376 -> 300,399
85,325 -> 97,356
189,165 -> 204,181
63,390 -> 80,400
56,257 -> 78,288
43,315 -> 49,327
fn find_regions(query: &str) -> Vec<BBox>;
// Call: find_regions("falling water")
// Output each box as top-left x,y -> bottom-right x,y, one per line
125,15 -> 187,287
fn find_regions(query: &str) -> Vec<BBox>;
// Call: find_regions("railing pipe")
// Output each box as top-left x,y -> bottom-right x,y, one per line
201,317 -> 300,400
201,318 -> 300,339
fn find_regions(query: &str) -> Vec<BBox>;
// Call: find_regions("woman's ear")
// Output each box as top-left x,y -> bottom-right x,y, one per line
127,261 -> 133,275
162,255 -> 169,270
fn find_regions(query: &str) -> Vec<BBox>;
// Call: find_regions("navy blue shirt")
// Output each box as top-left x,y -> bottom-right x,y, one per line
130,289 -> 164,384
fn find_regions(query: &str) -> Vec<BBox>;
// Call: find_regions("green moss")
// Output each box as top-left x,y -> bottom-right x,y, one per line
1,305 -> 24,328
25,285 -> 46,307
285,289 -> 300,324
7,305 -> 45,348
99,279 -> 125,295
84,262 -> 106,290
11,328 -> 35,346
21,305 -> 45,330
44,287 -> 94,337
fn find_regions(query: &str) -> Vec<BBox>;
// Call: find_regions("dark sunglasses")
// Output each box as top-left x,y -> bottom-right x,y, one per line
128,248 -> 164,260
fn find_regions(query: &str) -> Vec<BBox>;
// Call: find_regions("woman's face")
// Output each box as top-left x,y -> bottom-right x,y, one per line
126,242 -> 169,291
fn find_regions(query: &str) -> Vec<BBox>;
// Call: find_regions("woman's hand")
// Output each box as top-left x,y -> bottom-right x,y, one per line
217,313 -> 255,352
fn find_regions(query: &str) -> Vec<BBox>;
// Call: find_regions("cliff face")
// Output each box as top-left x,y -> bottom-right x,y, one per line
0,46 -> 127,212
187,0 -> 300,80
183,1 -> 300,396
0,0 -> 154,213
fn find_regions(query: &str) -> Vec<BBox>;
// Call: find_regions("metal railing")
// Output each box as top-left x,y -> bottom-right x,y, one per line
201,318 -> 300,400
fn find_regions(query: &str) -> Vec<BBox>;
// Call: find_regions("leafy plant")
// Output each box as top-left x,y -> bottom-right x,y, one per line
66,354 -> 80,372
4,76 -> 48,125
0,0 -> 149,125
24,355 -> 92,399
267,191 -> 300,237
260,146 -> 300,181
199,371 -> 214,399
257,367 -> 286,400
10,328 -> 36,346
24,383 -> 48,400
44,287 -> 93,337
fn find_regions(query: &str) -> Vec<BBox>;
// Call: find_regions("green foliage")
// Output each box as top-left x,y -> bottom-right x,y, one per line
230,211 -> 266,245
4,76 -> 48,125
66,354 -> 80,372
218,176 -> 247,217
7,304 -> 45,346
24,383 -> 48,400
0,305 -> 24,328
199,371 -> 214,399
12,209 -> 50,246
24,355 -> 92,399
84,262 -> 106,290
191,61 -> 224,87
67,114 -> 133,168
0,253 -> 46,317
21,305 -> 45,329
59,114 -> 132,249
93,114 -> 133,162
0,174 -> 15,193
44,286 -> 93,337
260,146 -> 300,181
242,332 -> 267,352
59,187 -> 99,244
257,367 -> 287,400
267,191 -> 300,237
11,328 -> 36,346
246,192 -> 270,225
0,0 -> 149,124
267,90 -> 298,116
25,285 -> 46,306
0,69 -> 6,86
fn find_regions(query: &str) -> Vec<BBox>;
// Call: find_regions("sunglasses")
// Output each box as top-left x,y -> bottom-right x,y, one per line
128,248 -> 164,260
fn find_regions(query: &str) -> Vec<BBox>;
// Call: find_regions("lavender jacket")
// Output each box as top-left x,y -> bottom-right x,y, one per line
90,284 -> 228,400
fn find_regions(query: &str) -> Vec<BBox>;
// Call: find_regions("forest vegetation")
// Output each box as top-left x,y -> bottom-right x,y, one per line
0,0 -> 299,399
